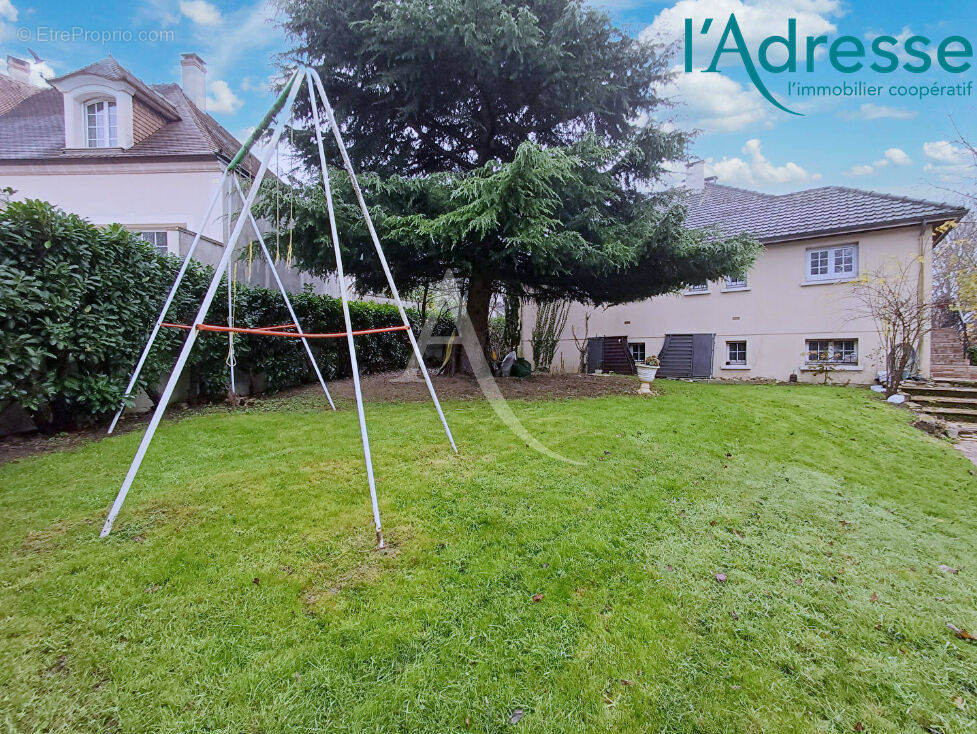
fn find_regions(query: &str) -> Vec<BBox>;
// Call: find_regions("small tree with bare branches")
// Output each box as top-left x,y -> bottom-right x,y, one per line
848,259 -> 931,397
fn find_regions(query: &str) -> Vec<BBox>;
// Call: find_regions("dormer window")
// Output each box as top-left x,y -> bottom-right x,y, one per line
86,100 -> 117,147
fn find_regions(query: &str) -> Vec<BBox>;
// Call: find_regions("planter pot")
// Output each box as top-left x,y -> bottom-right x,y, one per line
635,364 -> 659,394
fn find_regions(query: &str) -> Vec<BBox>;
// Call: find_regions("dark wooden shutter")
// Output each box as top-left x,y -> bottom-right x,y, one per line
601,336 -> 636,375
658,334 -> 693,378
658,333 -> 714,379
692,333 -> 715,378
586,337 -> 604,373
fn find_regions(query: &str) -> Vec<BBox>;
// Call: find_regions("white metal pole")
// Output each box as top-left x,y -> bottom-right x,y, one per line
227,260 -> 236,395
107,169 -> 231,434
306,70 -> 384,548
232,176 -> 336,410
100,70 -> 305,538
308,69 -> 457,454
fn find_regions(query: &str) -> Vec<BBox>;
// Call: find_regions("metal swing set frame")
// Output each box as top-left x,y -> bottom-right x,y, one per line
100,67 -> 457,548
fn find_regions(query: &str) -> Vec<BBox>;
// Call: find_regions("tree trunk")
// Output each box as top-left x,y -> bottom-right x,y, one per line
465,271 -> 493,364
444,272 -> 493,376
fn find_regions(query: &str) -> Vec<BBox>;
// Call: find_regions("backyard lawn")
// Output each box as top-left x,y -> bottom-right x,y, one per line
1,381 -> 976,732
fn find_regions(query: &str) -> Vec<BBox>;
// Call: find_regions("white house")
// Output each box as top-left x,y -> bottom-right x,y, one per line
524,163 -> 968,383
0,53 -> 336,295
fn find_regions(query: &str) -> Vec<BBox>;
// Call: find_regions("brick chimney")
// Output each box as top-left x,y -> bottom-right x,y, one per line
684,159 -> 705,192
6,55 -> 30,85
180,53 -> 207,110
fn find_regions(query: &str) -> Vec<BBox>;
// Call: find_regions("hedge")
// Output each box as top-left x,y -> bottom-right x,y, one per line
0,199 -> 425,432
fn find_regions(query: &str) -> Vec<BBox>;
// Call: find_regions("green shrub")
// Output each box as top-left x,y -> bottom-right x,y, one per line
0,199 -> 421,432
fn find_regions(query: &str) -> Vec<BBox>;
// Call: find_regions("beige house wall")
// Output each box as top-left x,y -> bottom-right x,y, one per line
521,224 -> 933,384
1,159 -> 340,296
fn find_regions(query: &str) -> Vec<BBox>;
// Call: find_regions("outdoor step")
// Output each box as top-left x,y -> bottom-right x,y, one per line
903,384 -> 977,399
908,395 -> 977,408
933,377 -> 977,387
916,406 -> 977,424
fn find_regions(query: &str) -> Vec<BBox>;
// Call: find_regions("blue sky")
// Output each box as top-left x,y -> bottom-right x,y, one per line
1,0 -> 974,203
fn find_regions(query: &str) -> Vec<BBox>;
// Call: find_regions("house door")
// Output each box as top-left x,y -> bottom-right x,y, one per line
658,333 -> 715,378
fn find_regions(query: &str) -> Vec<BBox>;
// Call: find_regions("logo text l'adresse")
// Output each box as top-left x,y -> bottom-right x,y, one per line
685,15 -> 973,115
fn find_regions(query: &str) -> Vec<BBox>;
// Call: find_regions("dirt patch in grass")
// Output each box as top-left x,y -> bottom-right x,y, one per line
18,521 -> 70,556
0,372 -> 637,464
299,371 -> 637,403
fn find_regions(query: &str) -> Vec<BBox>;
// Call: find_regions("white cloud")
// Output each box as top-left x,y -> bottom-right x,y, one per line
845,164 -> 876,177
884,147 -> 912,166
643,0 -> 841,68
661,66 -> 773,133
134,0 -> 180,27
0,0 -> 17,22
841,103 -> 917,121
191,0 -> 281,80
921,141 -> 973,181
207,79 -> 242,113
923,140 -> 968,166
706,138 -> 820,188
863,26 -> 936,66
843,147 -> 913,177
0,0 -> 17,44
180,0 -> 222,26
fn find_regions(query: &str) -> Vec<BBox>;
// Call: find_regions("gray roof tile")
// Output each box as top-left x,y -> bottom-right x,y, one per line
0,74 -> 40,116
0,58 -> 258,175
685,179 -> 968,242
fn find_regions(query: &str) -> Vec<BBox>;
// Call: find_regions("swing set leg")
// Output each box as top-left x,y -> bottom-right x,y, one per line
232,177 -> 336,410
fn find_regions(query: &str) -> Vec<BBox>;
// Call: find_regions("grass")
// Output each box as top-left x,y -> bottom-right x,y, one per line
1,381 -> 976,732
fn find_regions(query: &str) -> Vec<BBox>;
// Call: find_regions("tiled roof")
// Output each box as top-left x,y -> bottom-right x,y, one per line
684,179 -> 968,243
48,57 -> 179,120
0,58 -> 257,175
0,74 -> 40,116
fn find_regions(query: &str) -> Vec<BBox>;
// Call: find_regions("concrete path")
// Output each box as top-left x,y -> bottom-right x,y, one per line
955,438 -> 977,467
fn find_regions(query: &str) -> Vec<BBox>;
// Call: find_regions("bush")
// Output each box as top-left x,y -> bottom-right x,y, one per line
0,199 -> 417,432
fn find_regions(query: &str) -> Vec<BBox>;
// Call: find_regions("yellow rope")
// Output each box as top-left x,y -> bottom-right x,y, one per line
287,195 -> 294,265
275,145 -> 281,263
439,335 -> 456,370
226,263 -> 238,368
287,126 -> 294,265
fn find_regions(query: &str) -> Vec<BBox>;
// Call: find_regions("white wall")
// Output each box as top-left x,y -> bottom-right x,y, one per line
5,160 -> 227,241
3,159 -> 340,297
522,225 -> 932,384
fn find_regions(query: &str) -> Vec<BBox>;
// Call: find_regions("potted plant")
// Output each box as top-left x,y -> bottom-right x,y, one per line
635,355 -> 660,394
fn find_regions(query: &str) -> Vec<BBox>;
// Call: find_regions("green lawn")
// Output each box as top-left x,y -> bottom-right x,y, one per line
1,382 -> 976,732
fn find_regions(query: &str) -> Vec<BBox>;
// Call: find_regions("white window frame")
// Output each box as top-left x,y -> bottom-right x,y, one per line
806,244 -> 857,283
725,340 -> 748,367
628,342 -> 646,363
684,281 -> 710,295
723,274 -> 748,291
805,338 -> 858,365
137,230 -> 169,254
86,98 -> 118,148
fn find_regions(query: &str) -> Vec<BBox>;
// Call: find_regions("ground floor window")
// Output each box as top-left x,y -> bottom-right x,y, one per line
726,340 -> 747,365
806,339 -> 857,364
629,342 -> 646,362
137,230 -> 169,254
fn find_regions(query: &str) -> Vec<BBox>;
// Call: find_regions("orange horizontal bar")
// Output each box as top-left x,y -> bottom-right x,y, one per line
161,321 -> 410,339
196,323 -> 411,339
